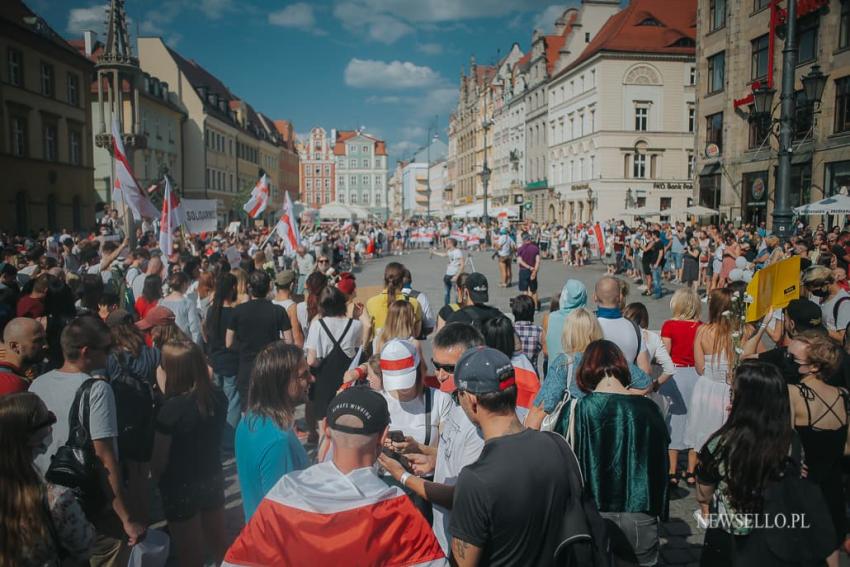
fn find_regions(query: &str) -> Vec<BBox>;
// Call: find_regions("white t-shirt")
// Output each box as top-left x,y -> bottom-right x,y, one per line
381,388 -> 452,448
432,401 -> 484,553
446,248 -> 464,276
304,316 -> 363,359
273,298 -> 295,312
817,290 -> 850,332
87,263 -> 113,284
598,316 -> 648,363
497,234 -> 512,257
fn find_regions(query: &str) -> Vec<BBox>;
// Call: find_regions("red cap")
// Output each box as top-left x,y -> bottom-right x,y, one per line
135,305 -> 175,331
337,272 -> 356,295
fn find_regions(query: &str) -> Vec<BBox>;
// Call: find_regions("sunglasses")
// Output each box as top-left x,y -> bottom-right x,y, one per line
319,259 -> 329,264
432,360 -> 455,374
31,411 -> 56,432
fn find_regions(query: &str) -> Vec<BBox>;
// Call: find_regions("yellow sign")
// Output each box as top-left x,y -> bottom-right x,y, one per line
746,256 -> 801,322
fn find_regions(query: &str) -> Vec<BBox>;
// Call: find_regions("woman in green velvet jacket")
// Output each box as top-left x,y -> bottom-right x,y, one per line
572,339 -> 670,567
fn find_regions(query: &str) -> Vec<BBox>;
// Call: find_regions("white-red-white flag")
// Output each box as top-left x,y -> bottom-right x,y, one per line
111,117 -> 159,220
242,173 -> 270,219
274,191 -> 301,253
223,462 -> 446,567
158,176 -> 184,254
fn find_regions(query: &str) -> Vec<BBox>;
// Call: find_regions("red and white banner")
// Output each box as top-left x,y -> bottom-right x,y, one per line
158,176 -> 184,253
512,353 -> 540,409
242,174 -> 270,219
112,117 -> 159,220
274,191 -> 301,253
592,223 -> 605,258
223,462 -> 446,566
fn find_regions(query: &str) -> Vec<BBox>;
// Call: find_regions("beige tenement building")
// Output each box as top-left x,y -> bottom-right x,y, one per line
549,0 -> 697,224
695,0 -> 845,226
0,1 -> 96,232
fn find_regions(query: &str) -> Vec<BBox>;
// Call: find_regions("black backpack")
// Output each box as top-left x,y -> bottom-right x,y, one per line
110,353 -> 157,462
546,432 -> 613,567
45,379 -> 107,517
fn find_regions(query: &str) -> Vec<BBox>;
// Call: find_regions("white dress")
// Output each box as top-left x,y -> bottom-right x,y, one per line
684,353 -> 731,452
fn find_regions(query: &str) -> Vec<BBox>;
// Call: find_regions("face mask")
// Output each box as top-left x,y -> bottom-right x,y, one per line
810,288 -> 829,298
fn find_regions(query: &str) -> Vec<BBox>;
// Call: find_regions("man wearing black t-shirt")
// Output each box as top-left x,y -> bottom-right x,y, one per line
226,270 -> 292,407
449,347 -> 572,566
446,273 -> 503,330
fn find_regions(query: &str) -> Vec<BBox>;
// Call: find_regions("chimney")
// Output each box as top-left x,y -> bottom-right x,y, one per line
330,129 -> 337,145
554,16 -> 566,35
83,30 -> 96,56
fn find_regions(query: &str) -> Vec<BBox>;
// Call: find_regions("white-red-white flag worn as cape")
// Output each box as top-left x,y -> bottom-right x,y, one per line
242,173 -> 270,219
158,177 -> 184,254
111,117 -> 159,220
274,191 -> 301,253
223,461 -> 447,567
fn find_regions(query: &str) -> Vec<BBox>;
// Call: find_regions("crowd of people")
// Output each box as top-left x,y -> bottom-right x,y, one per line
0,213 -> 849,567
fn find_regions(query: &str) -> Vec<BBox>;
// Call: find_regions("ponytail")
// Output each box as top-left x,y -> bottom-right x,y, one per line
384,262 -> 404,307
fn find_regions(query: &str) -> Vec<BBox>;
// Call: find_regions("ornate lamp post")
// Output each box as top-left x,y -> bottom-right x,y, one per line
481,118 -> 493,227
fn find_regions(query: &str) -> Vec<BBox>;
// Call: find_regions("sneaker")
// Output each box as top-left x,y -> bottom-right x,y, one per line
701,295 -> 708,303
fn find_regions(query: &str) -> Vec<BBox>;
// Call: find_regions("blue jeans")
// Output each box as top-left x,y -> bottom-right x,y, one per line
215,373 -> 241,450
651,266 -> 663,298
444,274 -> 454,306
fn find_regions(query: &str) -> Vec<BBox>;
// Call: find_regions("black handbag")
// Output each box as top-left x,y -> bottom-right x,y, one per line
45,378 -> 106,516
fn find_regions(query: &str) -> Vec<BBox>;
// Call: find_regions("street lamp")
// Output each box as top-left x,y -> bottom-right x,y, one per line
587,187 -> 595,222
750,63 -> 828,240
481,118 -> 493,227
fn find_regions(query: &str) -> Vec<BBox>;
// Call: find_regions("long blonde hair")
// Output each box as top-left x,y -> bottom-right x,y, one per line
561,307 -> 604,355
376,300 -> 415,352
0,393 -> 51,567
231,268 -> 249,303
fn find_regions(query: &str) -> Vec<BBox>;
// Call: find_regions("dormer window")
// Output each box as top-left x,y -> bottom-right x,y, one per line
638,16 -> 663,26
670,37 -> 695,47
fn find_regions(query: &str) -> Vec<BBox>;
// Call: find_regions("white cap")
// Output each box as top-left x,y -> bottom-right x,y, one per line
380,339 -> 419,391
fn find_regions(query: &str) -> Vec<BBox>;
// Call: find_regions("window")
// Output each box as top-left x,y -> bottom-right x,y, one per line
351,194 -> 357,204
325,178 -> 330,189
10,116 -> 26,156
43,124 -> 57,161
340,194 -> 345,203
230,174 -> 234,191
585,32 -> 590,42
362,159 -> 369,167
688,106 -> 696,132
688,154 -> 696,178
797,14 -> 819,63
836,77 -> 850,133
350,159 -> 356,168
376,194 -> 381,206
67,73 -> 79,106
841,0 -> 850,50
362,175 -> 369,184
338,176 -> 345,187
689,66 -> 696,85
707,52 -> 725,94
69,129 -> 82,165
306,179 -> 312,189
755,0 -> 770,11
794,90 -> 813,140
325,165 -> 330,175
749,115 -> 770,148
635,105 -> 648,131
709,0 -> 726,31
751,35 -> 769,80
362,145 -> 369,152
633,153 -> 646,178
706,112 -> 724,152
660,197 -> 672,211
40,62 -> 54,97
639,16 -> 663,26
8,48 -> 23,87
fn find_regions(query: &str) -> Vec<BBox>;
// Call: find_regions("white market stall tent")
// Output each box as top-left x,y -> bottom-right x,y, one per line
319,202 -> 372,220
794,194 -> 850,215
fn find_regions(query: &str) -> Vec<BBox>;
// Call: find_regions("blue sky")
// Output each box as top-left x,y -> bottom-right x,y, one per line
36,0 -> 577,164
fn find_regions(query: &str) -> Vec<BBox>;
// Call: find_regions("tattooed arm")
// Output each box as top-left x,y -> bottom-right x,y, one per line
450,538 -> 482,567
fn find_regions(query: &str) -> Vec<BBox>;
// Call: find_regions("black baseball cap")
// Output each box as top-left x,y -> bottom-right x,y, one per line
455,347 -> 516,395
462,272 -> 489,303
327,386 -> 390,435
785,298 -> 823,332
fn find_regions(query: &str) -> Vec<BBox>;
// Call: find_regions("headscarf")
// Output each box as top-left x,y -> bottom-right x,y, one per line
558,279 -> 587,314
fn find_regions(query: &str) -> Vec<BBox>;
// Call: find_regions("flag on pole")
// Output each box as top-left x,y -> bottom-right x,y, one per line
158,176 -> 184,254
111,117 -> 159,220
242,173 -> 270,219
273,191 -> 301,253
223,462 -> 446,566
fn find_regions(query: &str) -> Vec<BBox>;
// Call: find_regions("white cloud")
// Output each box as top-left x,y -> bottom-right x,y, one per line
333,3 -> 413,44
67,5 -> 108,35
400,125 -> 427,140
534,5 -> 568,33
366,95 -> 404,104
417,42 -> 444,55
390,140 -> 420,158
200,0 -> 233,19
345,58 -> 443,89
268,3 -> 326,35
346,0 -> 553,23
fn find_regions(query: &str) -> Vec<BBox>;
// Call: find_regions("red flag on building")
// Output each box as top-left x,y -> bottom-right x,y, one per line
242,173 -> 270,219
